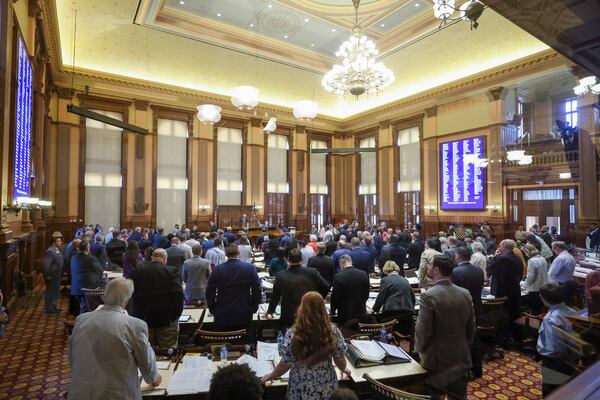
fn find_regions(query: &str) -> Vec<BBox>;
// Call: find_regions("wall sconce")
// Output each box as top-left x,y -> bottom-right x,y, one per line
486,205 -> 501,214
255,205 -> 263,210
424,205 -> 437,214
199,205 -> 211,212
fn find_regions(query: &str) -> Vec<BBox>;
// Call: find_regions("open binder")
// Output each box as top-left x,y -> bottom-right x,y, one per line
346,340 -> 411,367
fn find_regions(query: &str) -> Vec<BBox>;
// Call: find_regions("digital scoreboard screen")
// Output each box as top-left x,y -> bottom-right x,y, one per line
14,36 -> 32,200
440,136 -> 486,210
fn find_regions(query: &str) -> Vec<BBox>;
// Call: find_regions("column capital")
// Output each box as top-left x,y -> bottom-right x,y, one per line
133,99 -> 149,111
295,125 -> 306,134
424,106 -> 437,118
487,87 -> 506,102
250,117 -> 262,128
378,119 -> 390,129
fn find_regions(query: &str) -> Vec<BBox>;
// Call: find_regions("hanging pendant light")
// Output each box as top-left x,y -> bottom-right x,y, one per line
517,154 -> 533,165
231,86 -> 259,110
293,100 -> 318,120
196,104 -> 222,124
506,149 -> 525,161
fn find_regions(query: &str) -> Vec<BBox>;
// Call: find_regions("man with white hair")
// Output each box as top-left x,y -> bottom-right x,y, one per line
68,278 -> 161,399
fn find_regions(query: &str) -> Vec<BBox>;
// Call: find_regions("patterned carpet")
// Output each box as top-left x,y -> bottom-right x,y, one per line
0,290 -> 542,399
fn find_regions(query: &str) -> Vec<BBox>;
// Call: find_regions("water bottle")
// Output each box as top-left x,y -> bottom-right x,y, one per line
261,291 -> 267,304
379,326 -> 387,343
277,331 -> 284,356
220,344 -> 228,362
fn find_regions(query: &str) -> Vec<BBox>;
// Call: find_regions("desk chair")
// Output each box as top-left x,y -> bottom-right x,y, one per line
81,288 -> 105,311
350,319 -> 398,340
478,297 -> 507,360
189,329 -> 248,360
515,311 -> 544,354
363,373 -> 430,400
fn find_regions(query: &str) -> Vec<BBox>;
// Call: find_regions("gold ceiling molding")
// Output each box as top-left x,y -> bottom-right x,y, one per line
340,49 -> 570,130
40,0 -> 63,73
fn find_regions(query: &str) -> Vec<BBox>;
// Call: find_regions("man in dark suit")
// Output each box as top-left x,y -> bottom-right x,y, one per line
206,245 -> 261,331
91,235 -> 109,270
379,235 -> 407,276
70,240 -> 104,315
331,254 -> 370,327
416,255 -> 475,399
138,232 -> 153,252
349,237 -> 375,274
106,231 -> 127,267
166,237 -> 187,273
265,248 -> 330,329
444,236 -> 459,266
487,239 -> 523,343
131,248 -> 184,351
43,237 -> 64,314
223,227 -> 236,245
307,243 -> 336,287
450,246 -> 484,378
407,232 -> 425,271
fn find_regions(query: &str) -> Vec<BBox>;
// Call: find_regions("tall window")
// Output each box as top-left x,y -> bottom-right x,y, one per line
565,98 -> 578,127
517,99 -> 525,137
359,137 -> 376,225
397,127 -> 420,192
156,119 -> 188,229
310,140 -> 328,227
85,110 -> 122,229
216,127 -> 242,205
267,135 -> 289,193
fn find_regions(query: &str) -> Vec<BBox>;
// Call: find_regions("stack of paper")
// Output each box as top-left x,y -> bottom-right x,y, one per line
167,369 -> 213,394
257,272 -> 270,278
261,280 -> 274,289
257,341 -> 280,362
235,354 -> 273,378
407,277 -> 419,285
181,355 -> 212,370
349,340 -> 386,362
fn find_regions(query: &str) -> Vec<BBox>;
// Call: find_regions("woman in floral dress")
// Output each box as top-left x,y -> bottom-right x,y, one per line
261,291 -> 351,399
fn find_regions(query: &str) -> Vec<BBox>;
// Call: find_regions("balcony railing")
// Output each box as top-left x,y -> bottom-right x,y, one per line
503,149 -> 579,168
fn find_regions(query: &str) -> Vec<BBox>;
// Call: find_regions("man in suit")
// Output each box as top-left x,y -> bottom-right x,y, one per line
139,232 -> 153,252
349,237 -> 375,274
182,245 -> 211,305
70,240 -> 104,315
131,248 -> 184,351
407,231 -> 425,271
166,237 -> 187,273
331,254 -> 370,327
223,227 -> 236,245
331,240 -> 351,272
206,245 -> 261,332
444,236 -> 459,266
106,231 -> 127,267
307,243 -> 336,287
379,234 -> 407,276
43,237 -> 64,314
265,248 -> 330,329
487,239 -> 523,343
68,278 -> 161,399
450,246 -> 484,378
416,255 -> 475,400
91,235 -> 109,270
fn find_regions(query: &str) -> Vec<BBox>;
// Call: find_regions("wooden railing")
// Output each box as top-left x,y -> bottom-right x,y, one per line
503,149 -> 579,167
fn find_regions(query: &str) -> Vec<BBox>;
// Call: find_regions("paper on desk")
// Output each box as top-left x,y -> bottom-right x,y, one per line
350,340 -> 386,362
407,277 -> 419,285
167,368 -> 212,394
366,299 -> 376,310
157,361 -> 171,370
369,278 -> 381,285
181,355 -> 212,370
257,341 -> 280,362
261,280 -> 274,289
235,354 -> 273,378
378,342 -> 410,360
369,292 -> 378,299
258,272 -> 270,278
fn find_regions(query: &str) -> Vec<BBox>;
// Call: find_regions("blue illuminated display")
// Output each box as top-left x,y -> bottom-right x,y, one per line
14,36 -> 32,200
440,136 -> 486,210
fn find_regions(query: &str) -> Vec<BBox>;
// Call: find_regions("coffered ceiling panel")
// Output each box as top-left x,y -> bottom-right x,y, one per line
55,0 -> 551,118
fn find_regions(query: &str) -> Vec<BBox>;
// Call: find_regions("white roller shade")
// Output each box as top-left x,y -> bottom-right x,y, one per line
217,127 -> 242,205
267,134 -> 289,193
310,140 -> 328,194
157,119 -> 188,229
397,127 -> 421,192
359,137 -> 376,195
85,110 -> 122,230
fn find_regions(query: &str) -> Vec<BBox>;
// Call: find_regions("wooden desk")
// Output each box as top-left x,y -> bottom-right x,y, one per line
345,354 -> 427,383
142,363 -> 175,397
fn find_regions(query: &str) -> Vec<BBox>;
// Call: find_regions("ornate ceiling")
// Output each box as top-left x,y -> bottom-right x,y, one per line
53,0 -> 551,118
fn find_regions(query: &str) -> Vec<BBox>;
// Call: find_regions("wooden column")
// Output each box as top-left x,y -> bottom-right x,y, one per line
421,107 -> 439,236
247,117 -> 265,215
130,99 -> 152,226
377,120 -> 395,224
291,125 -> 308,230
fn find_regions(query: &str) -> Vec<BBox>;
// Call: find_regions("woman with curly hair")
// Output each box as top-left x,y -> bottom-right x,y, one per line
260,291 -> 350,399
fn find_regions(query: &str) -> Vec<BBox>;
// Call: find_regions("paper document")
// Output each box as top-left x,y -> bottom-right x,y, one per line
349,340 -> 386,362
407,277 -> 419,285
167,368 -> 212,394
235,354 -> 273,378
179,315 -> 192,322
257,341 -> 280,362
378,342 -> 410,360
366,299 -> 376,310
181,355 -> 212,371
261,280 -> 274,289
369,292 -> 378,299
258,272 -> 270,278
369,278 -> 381,285
156,361 -> 171,370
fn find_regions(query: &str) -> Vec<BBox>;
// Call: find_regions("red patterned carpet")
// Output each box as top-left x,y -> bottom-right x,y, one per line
0,290 -> 542,399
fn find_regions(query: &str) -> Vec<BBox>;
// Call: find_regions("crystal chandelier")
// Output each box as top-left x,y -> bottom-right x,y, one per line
573,76 -> 600,96
293,100 -> 318,120
231,86 -> 259,110
432,0 -> 485,29
196,104 -> 222,124
321,0 -> 394,98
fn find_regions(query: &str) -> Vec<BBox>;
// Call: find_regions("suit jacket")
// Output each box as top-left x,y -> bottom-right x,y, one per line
268,264 -> 330,327
166,246 -> 187,272
131,261 -> 184,328
444,247 -> 458,266
331,266 -> 370,325
106,239 -> 127,266
307,254 -> 336,287
373,272 -> 415,313
450,262 -> 484,317
415,280 -> 475,387
68,305 -> 158,400
487,252 -> 523,316
407,240 -> 424,270
43,246 -> 63,281
379,244 -> 407,276
182,256 -> 211,302
70,253 -> 104,296
91,242 -> 109,269
350,247 -> 375,274
206,259 -> 261,326
324,240 -> 338,257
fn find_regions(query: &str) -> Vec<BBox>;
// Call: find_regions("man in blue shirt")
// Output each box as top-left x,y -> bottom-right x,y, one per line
332,240 -> 351,273
537,283 -> 577,396
548,241 -> 575,284
349,237 -> 375,274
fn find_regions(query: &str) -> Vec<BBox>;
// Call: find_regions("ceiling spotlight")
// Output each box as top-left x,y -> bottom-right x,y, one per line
331,28 -> 336,32
250,23 -> 254,27
179,0 -> 184,4
310,43 -> 315,47
268,4 -> 273,8
216,13 -> 222,17
380,23 -> 385,27
415,2 -> 420,6
284,35 -> 288,39
304,18 -> 309,22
